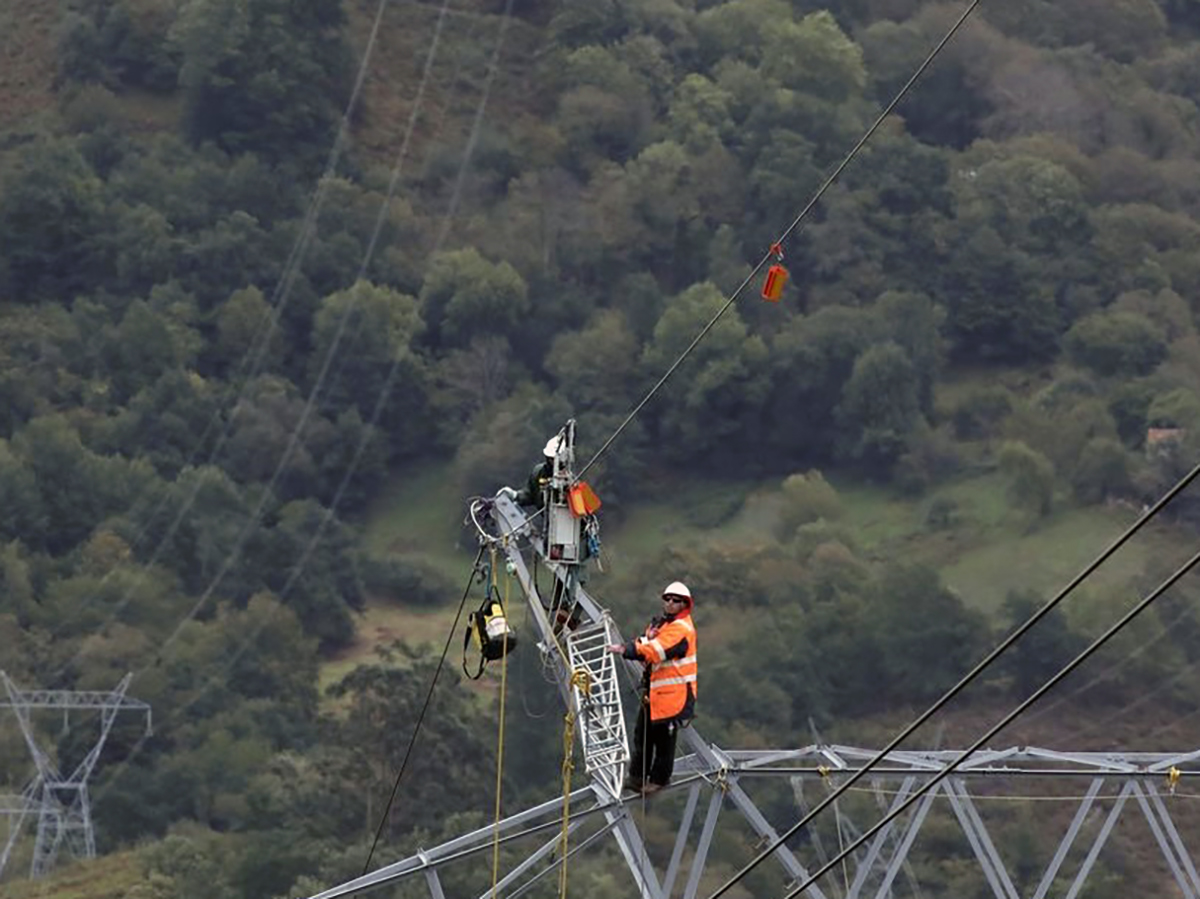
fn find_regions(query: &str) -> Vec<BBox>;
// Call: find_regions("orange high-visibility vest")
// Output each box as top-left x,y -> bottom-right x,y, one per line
633,614 -> 697,721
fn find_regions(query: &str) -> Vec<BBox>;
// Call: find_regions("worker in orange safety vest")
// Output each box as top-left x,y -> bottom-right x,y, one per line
608,581 -> 698,795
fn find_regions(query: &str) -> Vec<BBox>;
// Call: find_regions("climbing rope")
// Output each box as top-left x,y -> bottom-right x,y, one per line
559,669 -> 591,898
362,543 -> 486,876
489,554 -> 511,897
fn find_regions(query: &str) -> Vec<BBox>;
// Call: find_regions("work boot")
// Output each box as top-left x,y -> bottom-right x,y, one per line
622,777 -> 643,795
641,782 -> 665,796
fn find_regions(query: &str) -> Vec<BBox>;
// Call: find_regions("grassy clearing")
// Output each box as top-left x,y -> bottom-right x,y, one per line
342,460 -> 1189,688
362,460 -> 471,579
3,850 -> 142,899
322,462 -> 478,697
320,600 -> 467,693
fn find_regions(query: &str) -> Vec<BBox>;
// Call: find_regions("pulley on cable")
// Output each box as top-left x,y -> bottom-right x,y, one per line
761,242 -> 789,302
463,552 -> 517,680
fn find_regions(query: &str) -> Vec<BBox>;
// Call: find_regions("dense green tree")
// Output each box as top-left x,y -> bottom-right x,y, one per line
221,375 -> 333,501
868,563 -> 986,703
256,501 -> 361,649
103,370 -> 219,476
325,658 -> 499,839
134,464 -> 259,596
762,12 -> 866,101
171,0 -> 349,165
763,305 -> 874,461
1057,0 -> 1167,62
836,342 -> 923,472
311,281 -> 430,459
776,470 -> 843,540
12,415 -> 156,553
872,291 -> 945,413
0,139 -> 105,300
419,249 -> 529,351
134,832 -> 238,899
102,202 -> 181,294
951,385 -> 1015,440
859,16 -> 993,148
548,0 -> 631,47
642,282 -> 769,466
1072,437 -> 1132,503
555,46 -> 655,166
667,73 -> 735,151
1064,309 -> 1168,377
107,299 -> 197,401
213,286 -> 286,375
998,440 -> 1056,519
1146,387 -> 1200,428
452,383 -> 572,495
58,0 -> 181,90
544,309 -> 640,412
0,305 -> 84,436
180,211 -> 277,307
938,225 -> 1060,362
693,0 -> 792,67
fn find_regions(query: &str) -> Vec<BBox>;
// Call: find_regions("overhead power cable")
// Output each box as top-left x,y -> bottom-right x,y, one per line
578,0 -> 984,481
92,0 -> 489,802
53,0 -> 398,674
765,542 -> 1200,899
152,0 -> 458,663
709,458 -> 1200,897
361,544 -> 485,876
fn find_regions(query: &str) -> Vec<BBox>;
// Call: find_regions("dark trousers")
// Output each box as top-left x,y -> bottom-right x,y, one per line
628,700 -> 679,787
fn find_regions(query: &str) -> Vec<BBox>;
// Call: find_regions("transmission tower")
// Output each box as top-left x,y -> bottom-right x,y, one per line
304,424 -> 1200,899
0,672 -> 152,881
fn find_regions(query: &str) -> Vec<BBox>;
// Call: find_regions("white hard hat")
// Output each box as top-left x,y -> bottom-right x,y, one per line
543,434 -> 564,457
661,581 -> 692,601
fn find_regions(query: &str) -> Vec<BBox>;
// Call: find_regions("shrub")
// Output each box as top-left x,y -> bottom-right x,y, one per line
776,470 -> 843,540
360,554 -> 454,607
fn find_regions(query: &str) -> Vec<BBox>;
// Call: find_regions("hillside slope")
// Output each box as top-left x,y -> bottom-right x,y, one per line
0,0 -> 57,133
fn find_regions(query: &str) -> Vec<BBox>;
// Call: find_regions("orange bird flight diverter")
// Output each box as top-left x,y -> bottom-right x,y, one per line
567,481 -> 601,517
761,242 -> 788,302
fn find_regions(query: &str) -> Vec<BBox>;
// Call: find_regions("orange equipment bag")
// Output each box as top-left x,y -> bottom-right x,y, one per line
761,264 -> 788,302
567,482 -> 602,517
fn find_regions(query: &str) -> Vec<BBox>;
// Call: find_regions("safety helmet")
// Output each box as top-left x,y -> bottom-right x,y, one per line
661,581 -> 693,608
543,434 -> 564,458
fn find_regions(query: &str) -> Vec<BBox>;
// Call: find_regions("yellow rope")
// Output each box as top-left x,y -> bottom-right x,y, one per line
559,709 -> 576,899
489,553 -> 510,897
558,669 -> 591,898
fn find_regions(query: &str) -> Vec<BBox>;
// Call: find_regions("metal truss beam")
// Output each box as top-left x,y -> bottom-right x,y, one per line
305,479 -> 1200,899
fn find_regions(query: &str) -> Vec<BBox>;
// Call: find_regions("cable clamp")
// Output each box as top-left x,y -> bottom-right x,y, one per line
1168,766 -> 1182,794
817,765 -> 831,779
770,241 -> 785,260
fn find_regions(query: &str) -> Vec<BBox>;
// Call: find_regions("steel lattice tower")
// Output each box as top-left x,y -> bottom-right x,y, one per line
0,671 -> 151,881
304,425 -> 1200,899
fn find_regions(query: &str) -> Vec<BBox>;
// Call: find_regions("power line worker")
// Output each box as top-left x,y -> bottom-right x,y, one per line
608,581 -> 697,795
502,433 -> 593,634
510,435 -> 560,508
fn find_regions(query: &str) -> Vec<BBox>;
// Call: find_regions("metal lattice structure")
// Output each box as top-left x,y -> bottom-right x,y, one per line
0,672 -> 152,881
305,425 -> 1200,899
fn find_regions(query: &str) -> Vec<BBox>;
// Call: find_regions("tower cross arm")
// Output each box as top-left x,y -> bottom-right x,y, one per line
0,672 -> 150,712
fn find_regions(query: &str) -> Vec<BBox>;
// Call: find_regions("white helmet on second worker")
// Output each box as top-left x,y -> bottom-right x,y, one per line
661,581 -> 693,606
543,434 -> 565,458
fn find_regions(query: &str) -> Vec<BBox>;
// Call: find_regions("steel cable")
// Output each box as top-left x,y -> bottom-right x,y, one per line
707,459 -> 1200,897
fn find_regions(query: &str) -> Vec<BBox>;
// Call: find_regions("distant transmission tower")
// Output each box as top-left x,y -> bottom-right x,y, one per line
0,671 -> 151,881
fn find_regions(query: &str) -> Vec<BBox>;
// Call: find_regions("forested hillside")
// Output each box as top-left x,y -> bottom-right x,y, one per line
5,0 -> 1200,895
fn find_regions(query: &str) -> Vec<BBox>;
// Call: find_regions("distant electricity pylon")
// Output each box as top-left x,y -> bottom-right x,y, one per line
0,671 -> 151,881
